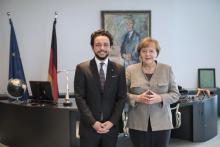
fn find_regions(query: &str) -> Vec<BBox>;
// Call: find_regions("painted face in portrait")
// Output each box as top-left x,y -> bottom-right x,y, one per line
126,19 -> 134,32
92,35 -> 110,60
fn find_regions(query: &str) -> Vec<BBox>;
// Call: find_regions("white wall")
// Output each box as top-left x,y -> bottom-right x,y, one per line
0,0 -> 220,94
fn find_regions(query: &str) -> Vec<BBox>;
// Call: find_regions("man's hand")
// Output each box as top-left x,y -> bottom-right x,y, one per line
101,121 -> 113,131
92,121 -> 112,134
122,53 -> 132,60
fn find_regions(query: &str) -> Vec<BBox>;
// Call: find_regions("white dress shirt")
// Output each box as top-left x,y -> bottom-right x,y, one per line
95,57 -> 108,79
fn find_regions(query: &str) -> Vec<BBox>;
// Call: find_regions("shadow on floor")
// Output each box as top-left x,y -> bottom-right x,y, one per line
117,135 -> 132,147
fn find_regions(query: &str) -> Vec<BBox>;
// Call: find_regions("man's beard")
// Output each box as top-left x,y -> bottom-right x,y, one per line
94,52 -> 109,60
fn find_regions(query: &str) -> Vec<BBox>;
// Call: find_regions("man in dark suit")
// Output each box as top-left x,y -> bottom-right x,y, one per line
74,29 -> 127,147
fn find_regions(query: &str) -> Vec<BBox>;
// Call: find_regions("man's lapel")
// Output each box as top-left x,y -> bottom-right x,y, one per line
90,58 -> 116,92
90,58 -> 102,90
104,60 -> 115,91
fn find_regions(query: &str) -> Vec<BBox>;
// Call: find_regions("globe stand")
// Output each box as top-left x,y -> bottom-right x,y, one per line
7,96 -> 21,104
12,97 -> 23,104
7,78 -> 27,105
59,70 -> 72,107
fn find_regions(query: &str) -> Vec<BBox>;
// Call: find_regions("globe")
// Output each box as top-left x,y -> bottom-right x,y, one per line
7,78 -> 27,99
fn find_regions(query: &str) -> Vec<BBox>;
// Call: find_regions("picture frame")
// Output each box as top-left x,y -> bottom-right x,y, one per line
198,68 -> 216,88
101,10 -> 151,67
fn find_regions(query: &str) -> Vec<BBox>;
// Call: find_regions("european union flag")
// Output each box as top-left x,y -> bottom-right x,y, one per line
9,19 -> 29,100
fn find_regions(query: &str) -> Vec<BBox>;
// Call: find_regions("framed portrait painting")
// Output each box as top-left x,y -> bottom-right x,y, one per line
101,10 -> 151,67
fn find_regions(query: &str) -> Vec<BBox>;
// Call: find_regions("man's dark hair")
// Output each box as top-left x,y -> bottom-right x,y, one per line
90,29 -> 113,47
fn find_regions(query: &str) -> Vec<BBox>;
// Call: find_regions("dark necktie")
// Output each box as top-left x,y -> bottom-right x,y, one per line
99,62 -> 105,91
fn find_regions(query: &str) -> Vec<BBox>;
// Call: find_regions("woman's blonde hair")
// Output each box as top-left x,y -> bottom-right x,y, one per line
137,37 -> 161,56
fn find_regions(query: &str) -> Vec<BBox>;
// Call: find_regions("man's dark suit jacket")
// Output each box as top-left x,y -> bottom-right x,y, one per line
74,58 -> 127,135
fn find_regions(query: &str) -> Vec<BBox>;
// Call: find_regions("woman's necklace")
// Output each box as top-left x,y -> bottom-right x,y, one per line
142,62 -> 156,74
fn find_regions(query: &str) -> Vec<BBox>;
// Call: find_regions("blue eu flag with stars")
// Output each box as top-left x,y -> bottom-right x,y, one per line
9,19 -> 29,100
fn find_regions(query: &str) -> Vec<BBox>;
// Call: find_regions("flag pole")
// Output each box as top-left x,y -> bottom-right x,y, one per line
54,11 -> 58,20
7,11 -> 29,101
7,12 -> 11,19
48,11 -> 59,101
7,12 -> 12,23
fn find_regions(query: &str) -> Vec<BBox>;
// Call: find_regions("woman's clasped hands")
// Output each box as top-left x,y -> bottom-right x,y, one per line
136,90 -> 162,104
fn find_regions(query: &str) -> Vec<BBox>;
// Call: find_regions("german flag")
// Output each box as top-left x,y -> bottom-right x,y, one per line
48,18 -> 58,101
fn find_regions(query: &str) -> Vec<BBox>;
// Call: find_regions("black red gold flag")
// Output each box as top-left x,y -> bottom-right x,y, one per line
48,18 -> 59,101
